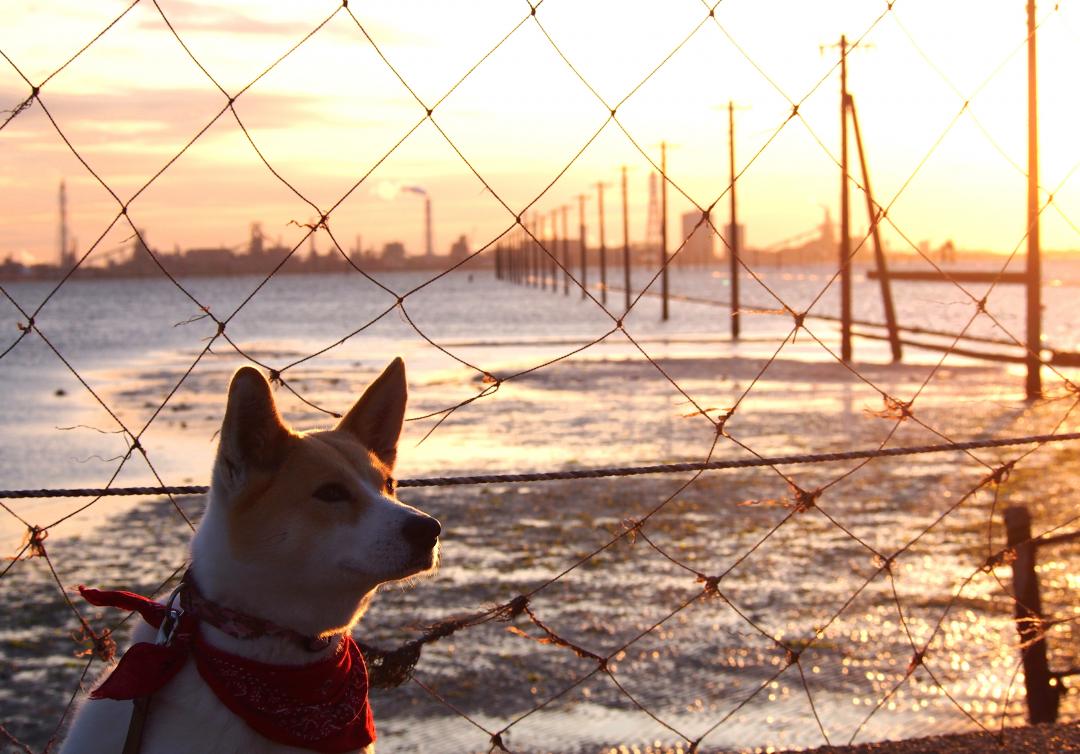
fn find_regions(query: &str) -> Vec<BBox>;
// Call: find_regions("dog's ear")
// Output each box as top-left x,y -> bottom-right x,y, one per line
336,357 -> 407,468
218,367 -> 291,473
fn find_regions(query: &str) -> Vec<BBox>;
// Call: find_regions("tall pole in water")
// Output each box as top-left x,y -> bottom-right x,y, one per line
578,193 -> 588,300
536,213 -> 546,290
622,166 -> 631,313
660,141 -> 669,321
839,35 -> 852,362
551,208 -> 559,294
561,205 -> 570,296
597,181 -> 607,305
728,101 -> 740,340
1025,0 -> 1042,399
527,215 -> 536,287
58,180 -> 69,268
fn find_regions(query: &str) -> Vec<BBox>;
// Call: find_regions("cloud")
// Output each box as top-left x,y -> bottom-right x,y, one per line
137,0 -> 428,45
141,0 -> 325,37
1,85 -> 328,148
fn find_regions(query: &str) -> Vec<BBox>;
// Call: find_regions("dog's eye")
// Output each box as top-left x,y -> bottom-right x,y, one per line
312,482 -> 351,503
384,477 -> 397,495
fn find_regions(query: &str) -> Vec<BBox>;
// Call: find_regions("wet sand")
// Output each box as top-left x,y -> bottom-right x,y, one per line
3,352 -> 1080,753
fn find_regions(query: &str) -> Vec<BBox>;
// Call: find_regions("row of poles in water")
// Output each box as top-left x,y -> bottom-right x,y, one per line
494,119 -> 743,338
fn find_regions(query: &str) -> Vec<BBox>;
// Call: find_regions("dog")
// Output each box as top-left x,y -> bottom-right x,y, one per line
60,358 -> 440,754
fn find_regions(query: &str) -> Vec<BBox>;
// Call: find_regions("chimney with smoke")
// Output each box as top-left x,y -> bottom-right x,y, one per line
403,186 -> 433,257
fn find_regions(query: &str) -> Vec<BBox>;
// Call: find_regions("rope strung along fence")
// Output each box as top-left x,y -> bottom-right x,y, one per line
2,1 -> 1080,752
3,431 -> 1080,498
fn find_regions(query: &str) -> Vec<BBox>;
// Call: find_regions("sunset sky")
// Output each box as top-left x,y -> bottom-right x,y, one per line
3,0 -> 1080,265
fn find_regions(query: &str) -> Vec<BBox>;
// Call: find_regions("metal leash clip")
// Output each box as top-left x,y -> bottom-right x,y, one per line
155,584 -> 185,647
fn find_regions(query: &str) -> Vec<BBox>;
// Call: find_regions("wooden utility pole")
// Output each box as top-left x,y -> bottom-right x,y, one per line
728,101 -> 741,340
597,181 -> 608,305
839,35 -> 852,362
561,205 -> 570,296
1026,0 -> 1042,399
578,193 -> 588,300
535,214 -> 545,290
660,141 -> 669,321
551,209 -> 559,294
622,165 -> 631,313
524,220 -> 533,287
512,230 -> 518,284
531,215 -> 540,288
848,94 -> 901,361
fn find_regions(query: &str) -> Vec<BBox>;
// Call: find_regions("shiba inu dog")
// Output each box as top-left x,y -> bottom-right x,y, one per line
61,358 -> 440,754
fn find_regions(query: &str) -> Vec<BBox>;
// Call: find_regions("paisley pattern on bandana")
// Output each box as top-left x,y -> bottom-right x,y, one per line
78,584 -> 376,753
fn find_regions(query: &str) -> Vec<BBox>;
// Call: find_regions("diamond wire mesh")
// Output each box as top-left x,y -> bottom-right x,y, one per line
3,1 -> 1080,752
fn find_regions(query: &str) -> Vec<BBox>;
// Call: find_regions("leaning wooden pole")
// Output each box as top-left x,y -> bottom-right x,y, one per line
1004,505 -> 1058,723
1025,0 -> 1042,399
728,101 -> 741,340
848,94 -> 901,362
660,141 -> 669,321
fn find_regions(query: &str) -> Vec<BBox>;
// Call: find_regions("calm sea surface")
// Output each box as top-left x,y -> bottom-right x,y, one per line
1,259 -> 1079,499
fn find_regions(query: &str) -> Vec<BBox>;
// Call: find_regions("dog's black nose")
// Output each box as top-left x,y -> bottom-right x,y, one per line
403,515 -> 441,549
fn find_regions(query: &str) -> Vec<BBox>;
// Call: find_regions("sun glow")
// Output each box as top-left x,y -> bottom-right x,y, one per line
2,0 -> 1080,264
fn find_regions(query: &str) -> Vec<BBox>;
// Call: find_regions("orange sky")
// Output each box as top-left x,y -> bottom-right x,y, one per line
3,0 -> 1080,265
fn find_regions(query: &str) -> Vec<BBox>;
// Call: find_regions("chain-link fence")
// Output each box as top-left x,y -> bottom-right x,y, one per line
4,1 -> 1080,752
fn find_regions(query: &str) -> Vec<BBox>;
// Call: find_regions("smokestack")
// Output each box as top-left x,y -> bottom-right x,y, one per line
59,180 -> 69,267
424,195 -> 432,256
403,186 -> 433,256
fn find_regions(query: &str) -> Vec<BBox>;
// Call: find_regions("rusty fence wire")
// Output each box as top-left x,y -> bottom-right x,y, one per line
3,1 -> 1080,752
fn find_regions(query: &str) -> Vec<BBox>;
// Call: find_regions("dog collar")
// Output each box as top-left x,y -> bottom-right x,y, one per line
180,570 -> 333,652
77,583 -> 375,752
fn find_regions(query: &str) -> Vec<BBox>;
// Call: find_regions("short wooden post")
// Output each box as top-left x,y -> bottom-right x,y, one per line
1004,504 -> 1059,723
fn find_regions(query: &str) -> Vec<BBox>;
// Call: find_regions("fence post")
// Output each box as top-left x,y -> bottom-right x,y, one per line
1004,504 -> 1059,723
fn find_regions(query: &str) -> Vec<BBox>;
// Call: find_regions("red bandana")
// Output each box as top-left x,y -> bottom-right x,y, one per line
78,585 -> 376,753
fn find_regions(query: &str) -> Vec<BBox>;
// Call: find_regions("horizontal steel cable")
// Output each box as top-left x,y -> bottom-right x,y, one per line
2,431 -> 1077,499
